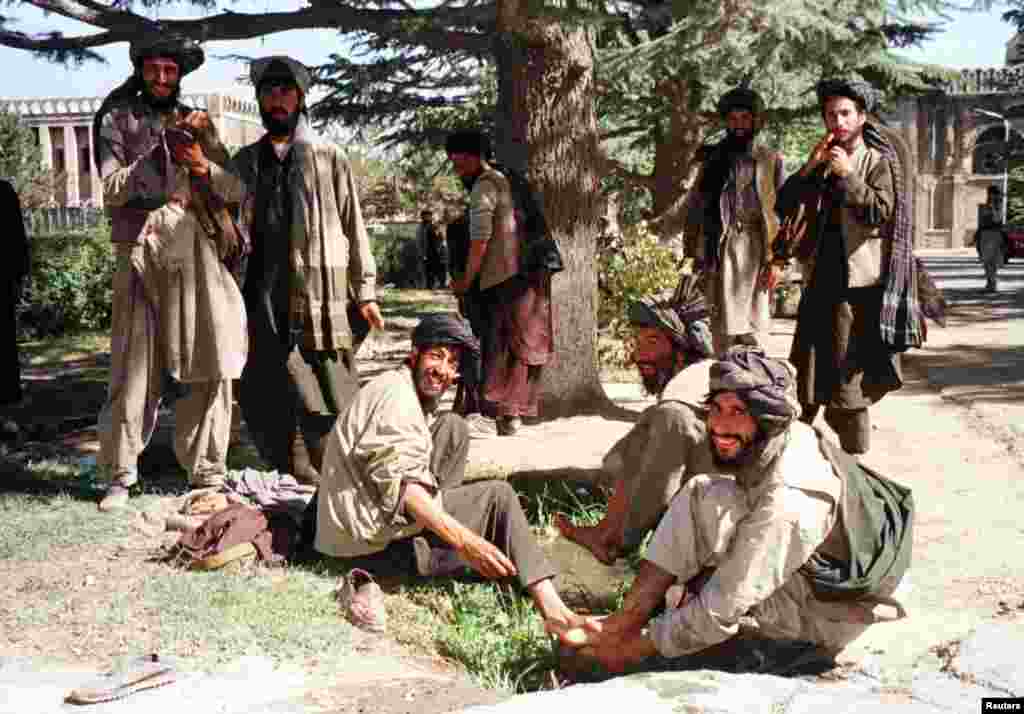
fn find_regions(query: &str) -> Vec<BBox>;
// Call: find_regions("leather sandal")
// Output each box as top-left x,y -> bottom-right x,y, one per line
65,654 -> 176,704
335,568 -> 387,634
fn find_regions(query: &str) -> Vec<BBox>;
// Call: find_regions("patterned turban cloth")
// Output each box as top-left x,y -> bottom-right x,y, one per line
709,346 -> 800,435
412,313 -> 481,356
628,274 -> 713,360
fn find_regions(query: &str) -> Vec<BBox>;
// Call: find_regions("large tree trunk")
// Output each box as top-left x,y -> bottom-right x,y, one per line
492,10 -> 609,419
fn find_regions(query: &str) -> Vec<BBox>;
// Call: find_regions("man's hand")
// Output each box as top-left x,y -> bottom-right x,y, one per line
170,139 -> 209,176
827,145 -> 854,178
359,301 -> 385,331
458,532 -> 517,579
180,110 -> 212,135
801,132 -> 834,176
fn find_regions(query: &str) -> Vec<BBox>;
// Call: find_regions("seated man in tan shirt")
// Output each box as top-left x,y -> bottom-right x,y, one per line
315,313 -> 581,632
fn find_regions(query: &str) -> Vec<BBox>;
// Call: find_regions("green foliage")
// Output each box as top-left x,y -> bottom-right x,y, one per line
19,226 -> 116,338
368,223 -> 424,287
0,110 -> 53,209
597,222 -> 679,365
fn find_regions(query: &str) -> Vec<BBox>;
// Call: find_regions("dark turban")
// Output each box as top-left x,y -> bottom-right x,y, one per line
628,274 -> 713,360
445,130 -> 492,159
815,78 -> 880,114
129,34 -> 205,76
412,313 -> 481,356
250,56 -> 312,94
709,347 -> 799,435
717,87 -> 764,118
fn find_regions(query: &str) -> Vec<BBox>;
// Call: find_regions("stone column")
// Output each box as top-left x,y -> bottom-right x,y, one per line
38,125 -> 53,170
87,125 -> 103,208
63,124 -> 80,206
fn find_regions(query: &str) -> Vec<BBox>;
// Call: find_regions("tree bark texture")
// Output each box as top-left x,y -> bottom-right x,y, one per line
493,12 -> 608,418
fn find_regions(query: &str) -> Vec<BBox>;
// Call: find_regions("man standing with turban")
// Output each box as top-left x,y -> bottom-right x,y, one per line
93,32 -> 247,511
555,347 -> 913,675
233,56 -> 383,485
555,275 -> 715,564
773,79 -> 923,454
314,314 -> 582,634
445,130 -> 553,436
684,87 -> 784,353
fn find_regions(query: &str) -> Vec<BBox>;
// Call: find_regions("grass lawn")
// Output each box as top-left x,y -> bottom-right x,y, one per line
2,289 -> 635,693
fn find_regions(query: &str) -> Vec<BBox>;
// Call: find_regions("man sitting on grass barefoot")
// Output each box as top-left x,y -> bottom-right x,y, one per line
553,347 -> 913,676
555,275 -> 714,564
314,313 -> 583,632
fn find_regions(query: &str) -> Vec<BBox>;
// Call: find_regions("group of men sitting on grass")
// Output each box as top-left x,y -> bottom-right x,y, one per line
314,274 -> 913,678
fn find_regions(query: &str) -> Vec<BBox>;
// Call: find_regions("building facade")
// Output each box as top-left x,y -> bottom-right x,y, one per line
0,92 -> 263,208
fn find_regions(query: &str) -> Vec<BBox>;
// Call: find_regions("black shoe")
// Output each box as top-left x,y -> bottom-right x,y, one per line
496,416 -> 522,436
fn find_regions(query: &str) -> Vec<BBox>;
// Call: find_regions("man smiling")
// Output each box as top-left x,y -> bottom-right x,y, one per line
555,347 -> 914,677
314,314 -> 582,634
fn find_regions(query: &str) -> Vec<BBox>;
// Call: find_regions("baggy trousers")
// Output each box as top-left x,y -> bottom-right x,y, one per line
334,412 -> 557,589
97,245 -> 233,488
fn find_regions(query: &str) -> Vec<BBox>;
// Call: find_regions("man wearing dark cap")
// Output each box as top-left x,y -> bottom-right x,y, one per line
233,56 -> 384,485
773,78 -> 923,454
683,87 -> 784,353
555,275 -> 715,564
445,130 -> 553,436
314,313 -> 582,633
93,32 -> 247,511
555,347 -> 913,677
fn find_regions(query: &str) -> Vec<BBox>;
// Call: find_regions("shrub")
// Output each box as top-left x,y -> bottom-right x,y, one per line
596,222 -> 679,367
19,225 -> 116,338
368,222 -> 423,287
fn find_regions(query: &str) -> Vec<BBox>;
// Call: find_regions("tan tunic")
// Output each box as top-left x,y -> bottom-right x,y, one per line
645,422 -> 901,657
315,368 -> 442,557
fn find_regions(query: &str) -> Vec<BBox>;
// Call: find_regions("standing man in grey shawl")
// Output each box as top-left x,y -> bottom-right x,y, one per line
93,33 -> 247,511
683,87 -> 784,353
774,78 -> 923,454
233,57 -> 383,485
555,275 -> 715,564
554,348 -> 913,677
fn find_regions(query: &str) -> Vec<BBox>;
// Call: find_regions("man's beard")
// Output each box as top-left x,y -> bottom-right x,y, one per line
710,427 -> 764,469
412,357 -> 449,411
141,83 -> 181,112
723,128 -> 754,154
638,361 -> 677,397
260,107 -> 301,138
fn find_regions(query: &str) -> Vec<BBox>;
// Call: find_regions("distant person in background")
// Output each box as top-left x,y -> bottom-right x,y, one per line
973,205 -> 1008,292
0,180 -> 29,442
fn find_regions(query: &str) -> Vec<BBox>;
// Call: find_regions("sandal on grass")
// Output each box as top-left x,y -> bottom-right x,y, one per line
65,654 -> 177,705
335,568 -> 387,634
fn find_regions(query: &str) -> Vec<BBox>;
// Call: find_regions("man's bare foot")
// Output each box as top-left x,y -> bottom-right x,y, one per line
553,513 -> 620,565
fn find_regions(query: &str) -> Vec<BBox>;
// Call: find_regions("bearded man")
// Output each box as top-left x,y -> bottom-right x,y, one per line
554,348 -> 914,678
314,314 -> 582,634
555,275 -> 714,564
93,33 -> 247,511
684,87 -> 783,353
774,78 -> 923,454
233,56 -> 384,485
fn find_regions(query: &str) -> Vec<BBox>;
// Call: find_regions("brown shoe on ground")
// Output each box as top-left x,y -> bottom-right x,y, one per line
336,568 -> 387,634
496,416 -> 521,436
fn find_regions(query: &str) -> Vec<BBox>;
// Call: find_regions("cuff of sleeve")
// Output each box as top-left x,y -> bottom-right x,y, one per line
352,282 -> 376,303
